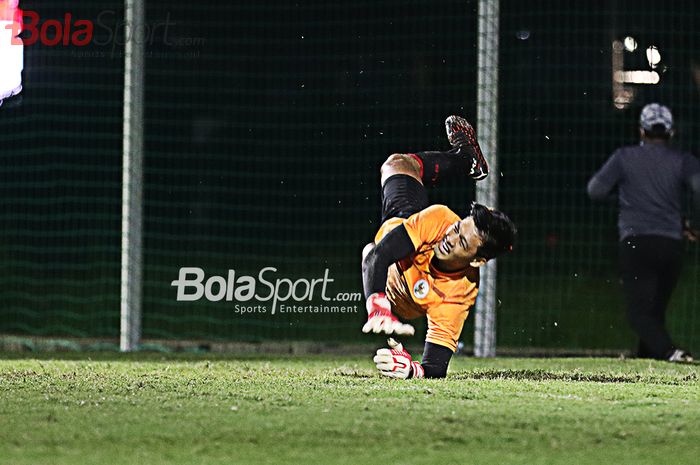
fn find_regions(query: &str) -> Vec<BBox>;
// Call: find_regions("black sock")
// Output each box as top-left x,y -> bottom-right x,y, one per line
413,149 -> 469,186
413,144 -> 488,186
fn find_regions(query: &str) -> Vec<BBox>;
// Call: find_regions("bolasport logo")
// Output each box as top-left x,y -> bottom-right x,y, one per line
8,10 -> 175,46
6,11 -> 94,46
3,9 -> 202,53
171,267 -> 362,315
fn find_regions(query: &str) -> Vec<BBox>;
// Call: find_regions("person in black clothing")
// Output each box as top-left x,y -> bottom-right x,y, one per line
588,103 -> 700,362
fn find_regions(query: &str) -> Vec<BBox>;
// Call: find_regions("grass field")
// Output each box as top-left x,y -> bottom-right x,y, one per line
1,352 -> 698,465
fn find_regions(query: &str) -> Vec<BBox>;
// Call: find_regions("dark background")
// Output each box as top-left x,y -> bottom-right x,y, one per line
2,0 -> 700,352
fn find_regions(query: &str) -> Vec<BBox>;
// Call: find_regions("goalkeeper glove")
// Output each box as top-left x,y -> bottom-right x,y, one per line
373,338 -> 424,379
362,292 -> 415,336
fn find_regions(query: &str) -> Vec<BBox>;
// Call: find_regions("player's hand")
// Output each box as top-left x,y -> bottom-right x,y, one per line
362,293 -> 415,336
373,338 -> 424,379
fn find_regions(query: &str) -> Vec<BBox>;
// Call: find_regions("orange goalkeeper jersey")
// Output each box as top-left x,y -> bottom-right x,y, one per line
374,204 -> 479,352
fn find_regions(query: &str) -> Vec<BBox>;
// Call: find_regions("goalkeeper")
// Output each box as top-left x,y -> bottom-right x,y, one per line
361,116 -> 516,379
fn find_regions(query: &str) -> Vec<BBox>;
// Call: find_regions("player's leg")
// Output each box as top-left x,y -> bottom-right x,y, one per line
619,237 -> 674,359
651,237 -> 683,353
379,154 -> 430,224
652,238 -> 682,314
409,116 -> 489,186
636,341 -> 653,358
380,153 -> 423,186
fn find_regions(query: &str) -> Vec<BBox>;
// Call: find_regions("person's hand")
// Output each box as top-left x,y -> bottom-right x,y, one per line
373,338 -> 424,379
362,293 -> 415,336
683,218 -> 699,242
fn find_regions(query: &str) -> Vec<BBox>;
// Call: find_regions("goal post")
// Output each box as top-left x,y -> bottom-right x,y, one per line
120,0 -> 145,351
474,0 -> 500,358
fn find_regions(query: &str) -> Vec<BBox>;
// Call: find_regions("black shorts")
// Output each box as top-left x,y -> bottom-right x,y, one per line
381,174 -> 429,223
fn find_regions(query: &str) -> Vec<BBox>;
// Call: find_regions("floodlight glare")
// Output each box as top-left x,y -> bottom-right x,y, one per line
646,45 -> 661,68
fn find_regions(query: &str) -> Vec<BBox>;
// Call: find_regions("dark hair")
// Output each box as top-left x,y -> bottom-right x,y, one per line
642,123 -> 671,140
470,203 -> 517,260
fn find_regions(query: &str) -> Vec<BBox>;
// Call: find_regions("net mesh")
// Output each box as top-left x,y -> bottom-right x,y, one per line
0,1 -> 123,338
498,0 -> 700,351
2,0 -> 700,353
141,0 -> 478,343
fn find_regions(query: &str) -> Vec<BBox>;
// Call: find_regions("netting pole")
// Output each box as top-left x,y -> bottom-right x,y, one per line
120,0 -> 145,351
474,0 -> 500,358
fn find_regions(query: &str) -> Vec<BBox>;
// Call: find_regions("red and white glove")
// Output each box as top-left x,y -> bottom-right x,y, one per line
362,293 -> 415,336
373,338 -> 424,379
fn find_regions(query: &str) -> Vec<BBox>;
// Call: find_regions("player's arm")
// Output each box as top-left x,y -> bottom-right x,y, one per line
361,205 -> 455,335
373,302 -> 463,379
375,298 -> 470,378
361,225 -> 416,335
418,342 -> 452,378
682,155 -> 700,237
587,150 -> 622,201
362,224 -> 414,299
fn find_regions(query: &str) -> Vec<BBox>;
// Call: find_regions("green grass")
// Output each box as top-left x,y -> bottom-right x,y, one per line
1,353 -> 699,465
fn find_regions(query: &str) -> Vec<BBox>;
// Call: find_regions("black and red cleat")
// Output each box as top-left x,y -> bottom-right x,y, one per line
445,115 -> 489,180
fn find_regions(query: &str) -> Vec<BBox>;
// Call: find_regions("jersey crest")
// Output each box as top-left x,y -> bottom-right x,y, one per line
413,278 -> 430,299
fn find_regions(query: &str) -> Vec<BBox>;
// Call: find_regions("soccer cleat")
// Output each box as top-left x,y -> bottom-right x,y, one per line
445,115 -> 478,147
445,115 -> 489,180
667,349 -> 693,363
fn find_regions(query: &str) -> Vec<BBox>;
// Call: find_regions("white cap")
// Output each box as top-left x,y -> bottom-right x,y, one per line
639,103 -> 673,132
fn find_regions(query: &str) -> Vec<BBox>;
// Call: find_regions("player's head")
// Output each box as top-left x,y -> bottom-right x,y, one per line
470,203 -> 516,261
639,103 -> 673,141
433,203 -> 516,270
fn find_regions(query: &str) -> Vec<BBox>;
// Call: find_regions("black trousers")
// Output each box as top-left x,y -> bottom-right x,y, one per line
380,174 -> 429,223
619,235 -> 683,359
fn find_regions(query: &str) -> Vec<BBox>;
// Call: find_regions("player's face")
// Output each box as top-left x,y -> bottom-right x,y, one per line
433,217 -> 484,270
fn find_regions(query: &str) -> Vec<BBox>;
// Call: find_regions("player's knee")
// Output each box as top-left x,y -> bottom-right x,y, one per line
380,153 -> 421,183
384,153 -> 409,164
381,153 -> 411,171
